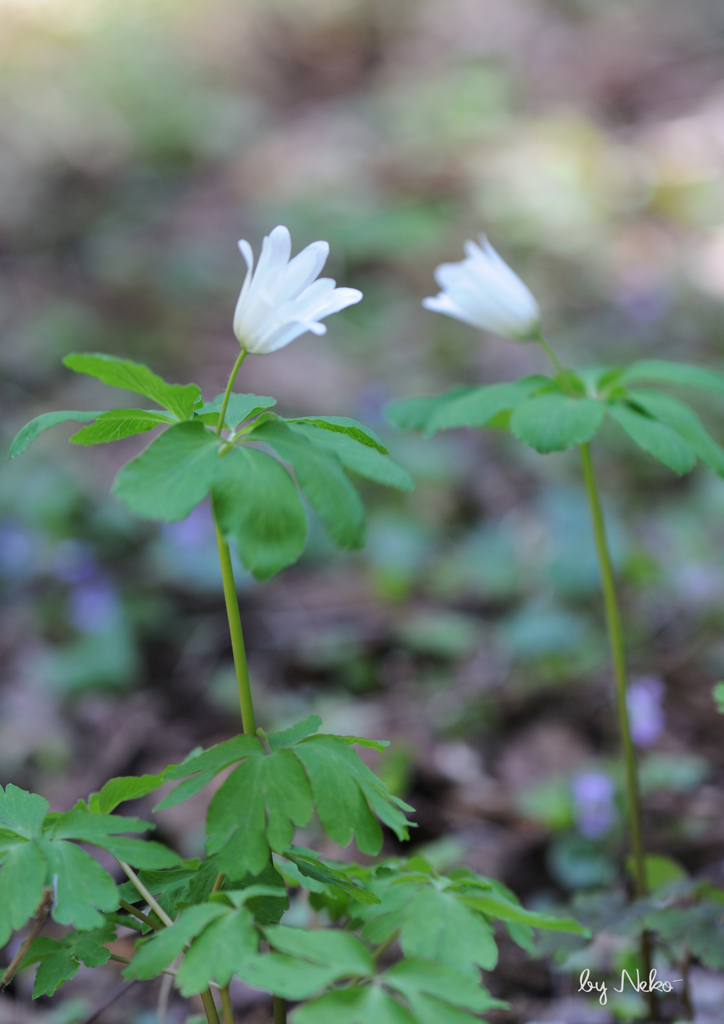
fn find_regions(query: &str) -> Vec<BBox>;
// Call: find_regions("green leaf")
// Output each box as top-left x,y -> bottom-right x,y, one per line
176,906 -> 258,995
429,378 -> 548,434
164,735 -> 263,781
714,682 -> 724,714
0,784 -> 49,838
288,422 -> 414,492
251,419 -> 366,549
33,949 -> 79,998
68,922 -> 116,967
626,390 -> 724,475
93,837 -> 182,869
295,735 -> 413,851
397,887 -> 498,978
95,771 -> 174,815
63,353 -> 201,420
292,985 -> 416,1024
264,923 -> 375,976
8,411 -> 105,459
39,838 -> 118,929
207,749 -> 313,878
385,387 -> 477,433
267,715 -> 322,752
112,421 -> 220,521
125,903 -> 228,979
70,409 -> 174,445
0,842 -> 47,946
50,810 -> 152,841
510,394 -> 606,453
626,854 -> 688,890
239,953 -> 346,1000
459,892 -> 588,934
18,936 -> 64,970
287,416 -> 387,453
279,848 -> 381,905
212,445 -> 308,580
620,359 -> 724,396
200,393 -> 276,430
154,770 -> 218,811
385,958 -> 506,1013
343,736 -> 390,751
607,403 -> 696,474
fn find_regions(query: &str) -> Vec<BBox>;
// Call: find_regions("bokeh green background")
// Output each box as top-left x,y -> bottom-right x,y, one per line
3,0 -> 724,1021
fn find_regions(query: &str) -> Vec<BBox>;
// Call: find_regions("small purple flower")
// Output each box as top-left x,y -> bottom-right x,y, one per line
69,580 -> 122,634
627,676 -> 665,747
0,522 -> 34,581
53,540 -> 98,584
572,772 -> 616,839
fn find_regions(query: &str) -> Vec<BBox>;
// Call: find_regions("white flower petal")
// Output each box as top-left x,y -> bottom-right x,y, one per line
232,227 -> 361,354
425,236 -> 540,340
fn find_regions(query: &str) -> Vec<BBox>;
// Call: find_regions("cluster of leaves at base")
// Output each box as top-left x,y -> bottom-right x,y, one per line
386,359 -> 724,478
119,853 -> 586,1020
9,352 -> 414,580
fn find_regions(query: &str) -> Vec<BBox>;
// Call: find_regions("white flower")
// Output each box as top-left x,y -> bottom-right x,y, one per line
422,235 -> 540,340
233,225 -> 362,354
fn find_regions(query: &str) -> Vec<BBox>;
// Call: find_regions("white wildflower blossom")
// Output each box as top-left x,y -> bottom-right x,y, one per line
423,235 -> 540,340
233,225 -> 362,354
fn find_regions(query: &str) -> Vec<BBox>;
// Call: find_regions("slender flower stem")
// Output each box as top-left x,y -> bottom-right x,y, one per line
273,994 -> 287,1024
201,989 -> 222,1024
119,862 -> 174,927
118,898 -> 163,931
533,330 -> 564,375
579,444 -> 647,896
579,442 -> 658,1020
216,349 -> 247,439
214,518 -> 255,734
220,985 -> 235,1024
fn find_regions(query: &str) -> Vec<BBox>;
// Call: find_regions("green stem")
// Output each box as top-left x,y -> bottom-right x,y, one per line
533,330 -> 564,375
579,444 -> 647,895
214,518 -> 255,734
201,989 -> 222,1024
579,443 -> 658,1019
216,349 -> 247,439
118,898 -> 163,931
220,985 -> 235,1024
273,994 -> 287,1024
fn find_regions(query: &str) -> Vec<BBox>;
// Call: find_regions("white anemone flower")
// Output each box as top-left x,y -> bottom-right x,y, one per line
233,225 -> 362,354
423,235 -> 540,340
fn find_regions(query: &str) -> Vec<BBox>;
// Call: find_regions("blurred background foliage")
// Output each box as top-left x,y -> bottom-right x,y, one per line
3,0 -> 724,1020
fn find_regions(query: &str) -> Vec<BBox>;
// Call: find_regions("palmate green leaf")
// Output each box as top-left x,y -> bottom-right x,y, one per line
287,416 -> 387,452
428,377 -> 548,434
113,420 -> 220,521
607,402 -> 696,474
212,445 -> 307,581
200,393 -> 276,430
0,784 -> 49,838
292,985 -> 416,1024
279,847 -> 381,905
267,715 -> 323,752
385,386 -> 477,433
8,411 -> 105,459
0,841 -> 47,947
643,900 -> 724,970
176,905 -> 259,995
33,948 -> 79,998
93,770 -> 175,814
126,903 -> 228,980
626,389 -> 724,475
620,359 -> 724,396
239,954 -> 348,1000
459,891 -> 588,934
63,353 -> 201,420
154,770 -> 218,811
511,394 -> 606,452
265,923 -> 375,976
207,749 -> 314,878
385,959 -> 507,1014
70,409 -> 175,445
288,422 -> 414,492
251,419 -> 366,549
164,735 -> 262,781
49,807 -> 182,869
38,838 -> 118,929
